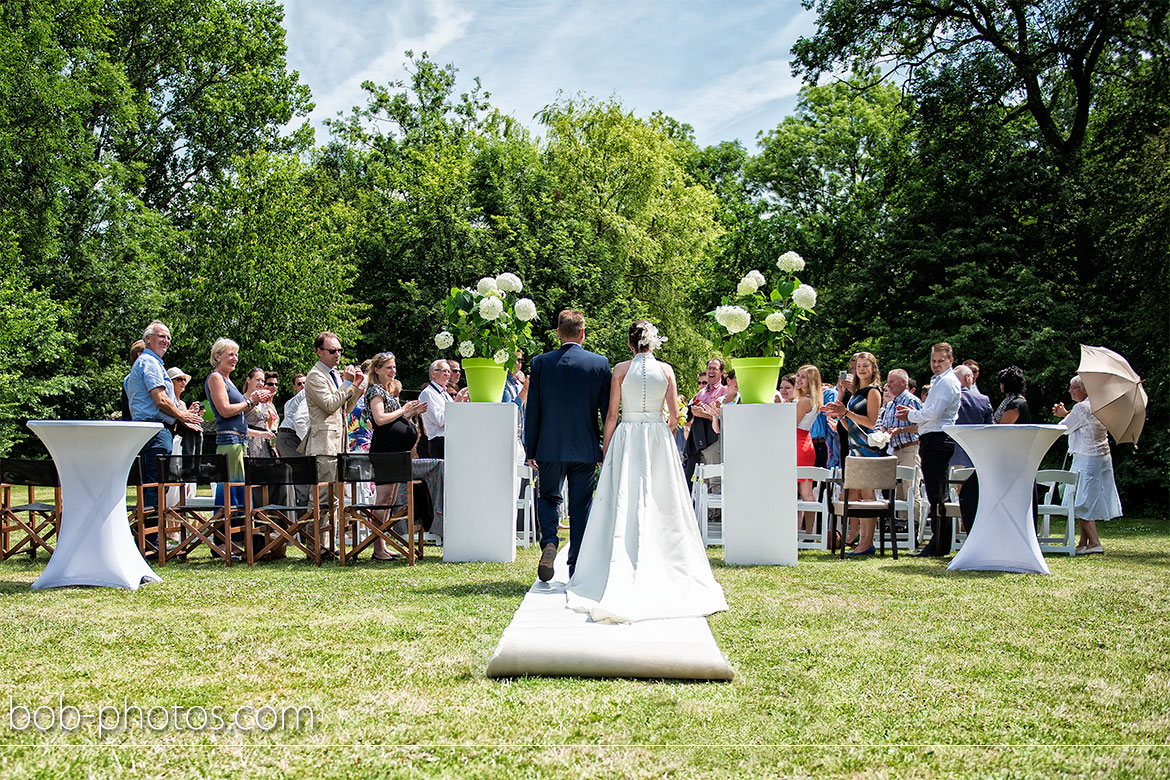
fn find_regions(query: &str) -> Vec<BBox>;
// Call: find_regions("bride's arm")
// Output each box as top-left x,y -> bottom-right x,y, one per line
601,363 -> 627,456
663,364 -> 680,431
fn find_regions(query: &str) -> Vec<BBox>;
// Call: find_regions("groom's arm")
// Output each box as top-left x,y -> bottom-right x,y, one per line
596,359 -> 613,451
524,356 -> 542,462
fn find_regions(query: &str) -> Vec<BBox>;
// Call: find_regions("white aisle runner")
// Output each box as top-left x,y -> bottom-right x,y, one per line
486,550 -> 733,680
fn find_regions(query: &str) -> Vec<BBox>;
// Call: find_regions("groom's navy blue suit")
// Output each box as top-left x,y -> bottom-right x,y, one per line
524,341 -> 612,573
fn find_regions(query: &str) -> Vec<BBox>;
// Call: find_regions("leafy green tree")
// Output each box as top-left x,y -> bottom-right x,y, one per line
172,151 -> 367,392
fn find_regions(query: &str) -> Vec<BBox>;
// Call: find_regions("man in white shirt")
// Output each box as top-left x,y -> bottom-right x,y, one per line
897,342 -> 963,557
276,386 -> 311,505
419,359 -> 467,459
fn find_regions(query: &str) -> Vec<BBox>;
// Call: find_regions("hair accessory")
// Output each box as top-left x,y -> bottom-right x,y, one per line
638,322 -> 667,351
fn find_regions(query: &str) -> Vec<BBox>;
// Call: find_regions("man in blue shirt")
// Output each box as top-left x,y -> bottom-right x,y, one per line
123,320 -> 203,554
880,368 -> 924,527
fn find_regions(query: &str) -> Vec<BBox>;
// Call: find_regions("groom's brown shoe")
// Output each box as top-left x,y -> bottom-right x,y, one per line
538,543 -> 557,582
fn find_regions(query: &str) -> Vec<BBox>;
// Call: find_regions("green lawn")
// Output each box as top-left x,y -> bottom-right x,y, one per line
0,518 -> 1167,779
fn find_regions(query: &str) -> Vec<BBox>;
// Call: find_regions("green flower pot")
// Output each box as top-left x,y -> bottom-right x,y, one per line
729,356 -> 784,404
462,357 -> 509,403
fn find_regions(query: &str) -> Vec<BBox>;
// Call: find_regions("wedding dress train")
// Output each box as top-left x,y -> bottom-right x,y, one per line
566,352 -> 728,623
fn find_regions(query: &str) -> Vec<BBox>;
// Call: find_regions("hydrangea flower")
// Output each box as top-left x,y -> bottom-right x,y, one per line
479,296 -> 504,321
434,331 -> 454,350
736,276 -> 760,297
715,305 -> 751,334
747,269 -> 767,287
476,277 -> 499,296
792,284 -> 817,310
493,349 -> 510,364
765,312 -> 787,332
777,251 -> 805,273
514,297 -> 537,322
458,340 -> 475,358
495,272 -> 522,293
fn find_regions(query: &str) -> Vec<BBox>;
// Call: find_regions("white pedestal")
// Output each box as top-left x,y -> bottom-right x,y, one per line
722,403 -> 798,566
443,403 -> 519,563
27,420 -> 164,590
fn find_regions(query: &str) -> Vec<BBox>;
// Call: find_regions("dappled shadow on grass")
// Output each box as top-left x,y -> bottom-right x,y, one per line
414,581 -> 529,599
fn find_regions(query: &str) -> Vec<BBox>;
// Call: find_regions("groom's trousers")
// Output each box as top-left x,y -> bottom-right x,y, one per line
535,460 -> 597,574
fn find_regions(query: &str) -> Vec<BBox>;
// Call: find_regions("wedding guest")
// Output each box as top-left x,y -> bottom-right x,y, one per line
276,382 -> 310,506
702,370 -> 739,434
994,365 -> 1031,423
824,351 -> 884,554
419,359 -> 467,459
447,360 -> 462,390
949,364 -> 993,469
907,376 -> 918,397
897,343 -> 962,557
684,358 -> 727,483
206,338 -> 271,509
120,339 -> 147,421
963,359 -> 990,404
794,366 -> 821,535
778,374 -> 796,402
347,358 -> 375,454
1054,375 -> 1122,554
242,368 -> 277,459
879,368 -> 924,528
365,351 -> 427,561
799,365 -> 834,468
165,366 -> 203,512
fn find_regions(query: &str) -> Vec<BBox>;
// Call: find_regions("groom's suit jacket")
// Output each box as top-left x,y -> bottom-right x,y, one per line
525,342 -> 611,463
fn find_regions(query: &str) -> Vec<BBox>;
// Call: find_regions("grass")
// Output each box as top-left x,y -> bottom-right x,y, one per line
0,516 -> 1167,778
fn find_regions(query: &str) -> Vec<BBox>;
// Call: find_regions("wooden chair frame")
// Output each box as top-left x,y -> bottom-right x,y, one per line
1,458 -> 61,561
157,454 -> 243,564
337,452 -> 424,565
796,466 -> 834,551
831,456 -> 899,560
243,456 -> 334,565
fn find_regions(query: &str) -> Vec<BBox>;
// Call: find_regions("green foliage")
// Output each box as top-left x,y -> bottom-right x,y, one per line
0,231 -> 76,455
707,261 -> 817,359
173,151 -> 367,394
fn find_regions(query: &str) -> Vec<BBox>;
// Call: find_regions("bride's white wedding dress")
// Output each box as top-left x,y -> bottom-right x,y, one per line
566,352 -> 728,623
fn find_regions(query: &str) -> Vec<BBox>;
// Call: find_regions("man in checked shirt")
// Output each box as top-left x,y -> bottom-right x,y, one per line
879,368 -> 924,526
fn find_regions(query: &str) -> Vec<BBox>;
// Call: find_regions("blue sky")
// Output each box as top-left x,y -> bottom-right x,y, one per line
281,0 -> 818,150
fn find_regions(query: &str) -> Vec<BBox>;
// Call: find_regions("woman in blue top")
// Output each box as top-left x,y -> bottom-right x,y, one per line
206,338 -> 271,508
824,351 -> 884,553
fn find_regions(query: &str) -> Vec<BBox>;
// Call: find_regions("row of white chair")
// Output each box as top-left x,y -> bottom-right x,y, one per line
690,462 -> 1081,556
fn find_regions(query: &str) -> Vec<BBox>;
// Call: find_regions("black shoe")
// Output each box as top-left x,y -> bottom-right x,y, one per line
538,543 -> 557,582
913,546 -> 942,558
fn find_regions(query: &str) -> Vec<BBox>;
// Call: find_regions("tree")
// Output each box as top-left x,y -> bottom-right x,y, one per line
172,151 -> 367,387
792,0 -> 1169,166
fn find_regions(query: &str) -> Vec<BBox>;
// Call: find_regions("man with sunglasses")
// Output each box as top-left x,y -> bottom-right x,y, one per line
299,332 -> 364,458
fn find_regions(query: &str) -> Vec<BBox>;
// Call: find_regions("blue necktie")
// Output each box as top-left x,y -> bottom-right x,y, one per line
330,370 -> 339,388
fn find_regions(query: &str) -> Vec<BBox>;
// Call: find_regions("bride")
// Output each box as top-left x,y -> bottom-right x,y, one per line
566,321 -> 728,623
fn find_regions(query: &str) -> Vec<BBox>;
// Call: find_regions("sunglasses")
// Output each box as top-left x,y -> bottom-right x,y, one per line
377,351 -> 395,359
264,381 -> 278,387
320,347 -> 343,355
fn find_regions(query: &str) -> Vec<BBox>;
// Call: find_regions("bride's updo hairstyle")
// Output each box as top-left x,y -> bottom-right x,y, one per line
629,320 -> 652,352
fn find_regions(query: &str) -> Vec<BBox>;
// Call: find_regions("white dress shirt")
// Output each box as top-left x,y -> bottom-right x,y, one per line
1061,399 -> 1110,456
419,381 -> 452,439
907,366 -> 962,434
280,389 -> 310,439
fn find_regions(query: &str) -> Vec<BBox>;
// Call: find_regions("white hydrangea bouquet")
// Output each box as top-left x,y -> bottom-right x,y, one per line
708,251 -> 818,358
434,272 -> 538,368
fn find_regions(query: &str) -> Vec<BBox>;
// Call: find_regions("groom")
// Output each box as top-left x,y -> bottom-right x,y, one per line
525,309 -> 612,582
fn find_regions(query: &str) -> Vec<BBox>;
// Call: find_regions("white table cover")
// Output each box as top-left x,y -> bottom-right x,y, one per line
28,420 -> 164,590
443,403 -> 518,562
945,424 -> 1066,574
722,403 -> 798,565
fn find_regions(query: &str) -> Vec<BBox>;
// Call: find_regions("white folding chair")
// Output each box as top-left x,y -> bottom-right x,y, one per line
691,462 -> 723,546
1036,469 -> 1079,556
947,466 -> 975,552
516,463 -> 535,548
892,464 -> 919,551
797,466 -> 833,550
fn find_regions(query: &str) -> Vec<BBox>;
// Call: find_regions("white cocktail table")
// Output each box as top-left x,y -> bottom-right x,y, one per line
27,420 -> 164,590
944,424 -> 1066,574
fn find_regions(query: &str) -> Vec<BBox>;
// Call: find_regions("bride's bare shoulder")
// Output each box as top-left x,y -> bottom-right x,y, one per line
613,360 -> 632,377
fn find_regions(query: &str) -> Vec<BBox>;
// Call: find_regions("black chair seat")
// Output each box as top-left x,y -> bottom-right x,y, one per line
9,502 -> 56,513
254,503 -> 312,514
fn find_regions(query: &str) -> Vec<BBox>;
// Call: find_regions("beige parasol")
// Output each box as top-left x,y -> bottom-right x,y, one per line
1077,345 -> 1147,445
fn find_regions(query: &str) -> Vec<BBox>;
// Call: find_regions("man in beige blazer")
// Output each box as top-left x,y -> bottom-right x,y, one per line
299,331 -> 364,457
